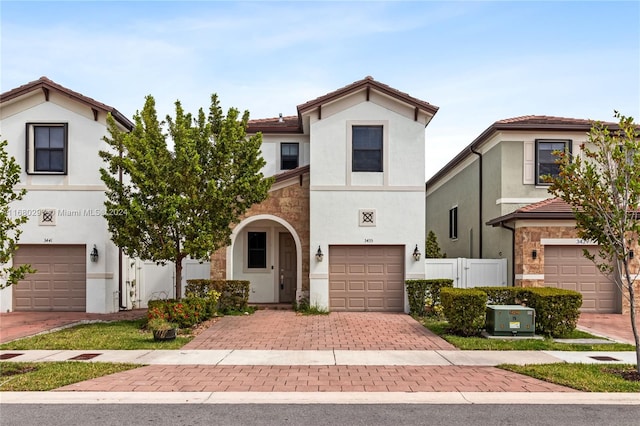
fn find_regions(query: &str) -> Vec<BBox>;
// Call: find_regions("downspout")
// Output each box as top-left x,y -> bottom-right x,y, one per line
500,222 -> 516,287
118,149 -> 126,310
470,147 -> 482,258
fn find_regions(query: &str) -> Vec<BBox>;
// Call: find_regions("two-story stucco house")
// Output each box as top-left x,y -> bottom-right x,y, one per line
0,77 -> 134,313
426,116 -> 633,313
1,76 -> 437,313
211,76 -> 438,311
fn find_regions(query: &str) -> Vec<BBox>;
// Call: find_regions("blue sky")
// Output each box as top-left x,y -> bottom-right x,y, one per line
2,1 -> 639,178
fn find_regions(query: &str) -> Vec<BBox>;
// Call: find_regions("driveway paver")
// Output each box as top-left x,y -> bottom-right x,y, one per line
183,310 -> 456,351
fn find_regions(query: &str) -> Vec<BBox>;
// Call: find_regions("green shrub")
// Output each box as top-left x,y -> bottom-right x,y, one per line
146,297 -> 212,328
441,287 -> 487,336
186,279 -> 250,313
521,287 -> 582,337
405,279 -> 453,316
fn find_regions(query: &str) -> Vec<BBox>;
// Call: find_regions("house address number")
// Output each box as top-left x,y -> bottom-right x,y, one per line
364,238 -> 373,243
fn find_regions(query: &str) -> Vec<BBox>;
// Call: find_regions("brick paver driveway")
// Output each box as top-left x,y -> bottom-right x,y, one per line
183,310 -> 456,351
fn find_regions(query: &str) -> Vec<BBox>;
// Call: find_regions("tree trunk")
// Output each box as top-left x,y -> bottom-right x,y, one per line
175,255 -> 184,300
621,260 -> 640,373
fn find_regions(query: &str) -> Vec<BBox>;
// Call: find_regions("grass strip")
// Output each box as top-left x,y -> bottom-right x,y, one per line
0,319 -> 192,350
421,318 -> 635,351
0,361 -> 140,391
500,363 -> 640,392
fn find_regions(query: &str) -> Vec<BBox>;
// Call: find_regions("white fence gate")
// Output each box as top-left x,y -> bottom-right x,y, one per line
425,258 -> 507,288
124,258 -> 211,308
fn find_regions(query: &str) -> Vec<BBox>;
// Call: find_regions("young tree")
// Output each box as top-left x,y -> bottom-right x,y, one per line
0,139 -> 34,289
547,111 -> 640,371
425,230 -> 446,258
100,95 -> 273,299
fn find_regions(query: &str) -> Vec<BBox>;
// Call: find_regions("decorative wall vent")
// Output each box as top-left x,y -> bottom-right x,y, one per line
39,208 -> 56,226
359,209 -> 376,227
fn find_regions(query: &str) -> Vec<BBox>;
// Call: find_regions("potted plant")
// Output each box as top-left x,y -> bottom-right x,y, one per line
147,317 -> 178,341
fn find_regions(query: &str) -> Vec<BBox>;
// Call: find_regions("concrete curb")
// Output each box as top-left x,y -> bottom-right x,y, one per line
1,391 -> 639,405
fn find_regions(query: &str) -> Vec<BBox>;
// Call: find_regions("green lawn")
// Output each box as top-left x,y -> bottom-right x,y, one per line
0,319 -> 192,350
0,361 -> 139,391
420,318 -> 635,351
501,363 -> 640,392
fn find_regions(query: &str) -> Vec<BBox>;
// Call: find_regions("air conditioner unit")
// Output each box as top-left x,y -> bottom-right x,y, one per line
485,305 -> 535,336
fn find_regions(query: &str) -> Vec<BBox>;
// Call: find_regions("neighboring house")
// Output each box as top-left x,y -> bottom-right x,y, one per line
0,77 -> 211,313
426,116 -> 633,313
210,76 -> 438,311
0,77 -> 133,313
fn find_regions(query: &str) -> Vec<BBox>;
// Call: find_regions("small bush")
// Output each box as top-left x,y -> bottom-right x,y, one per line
475,286 -> 523,305
521,287 -> 582,337
405,279 -> 453,316
441,287 -> 487,336
186,279 -> 250,313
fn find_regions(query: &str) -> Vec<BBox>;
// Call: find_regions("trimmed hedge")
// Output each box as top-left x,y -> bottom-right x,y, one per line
186,279 -> 250,313
522,287 -> 582,337
405,279 -> 453,316
441,287 -> 487,336
470,286 -> 583,337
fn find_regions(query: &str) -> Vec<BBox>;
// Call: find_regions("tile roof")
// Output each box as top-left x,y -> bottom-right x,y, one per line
248,76 -> 438,134
486,197 -> 577,226
273,164 -> 310,183
1,76 -> 133,130
247,115 -> 302,134
297,76 -> 438,116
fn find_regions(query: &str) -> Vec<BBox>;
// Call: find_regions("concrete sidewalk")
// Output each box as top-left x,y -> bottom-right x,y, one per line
1,348 -> 637,366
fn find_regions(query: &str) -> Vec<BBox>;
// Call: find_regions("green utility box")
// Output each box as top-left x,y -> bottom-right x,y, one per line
485,305 -> 535,336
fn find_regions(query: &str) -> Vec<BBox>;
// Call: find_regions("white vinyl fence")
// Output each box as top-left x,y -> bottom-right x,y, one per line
124,258 -> 211,308
425,258 -> 507,288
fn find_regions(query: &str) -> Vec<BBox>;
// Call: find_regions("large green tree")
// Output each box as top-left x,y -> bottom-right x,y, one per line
0,139 -> 34,289
547,111 -> 640,371
100,95 -> 273,299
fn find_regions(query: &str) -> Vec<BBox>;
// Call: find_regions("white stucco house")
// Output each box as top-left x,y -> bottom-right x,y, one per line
1,76 -> 437,313
210,76 -> 439,311
0,77 -> 134,313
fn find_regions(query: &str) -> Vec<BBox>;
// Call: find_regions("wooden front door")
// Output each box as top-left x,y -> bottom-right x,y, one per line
278,233 -> 296,303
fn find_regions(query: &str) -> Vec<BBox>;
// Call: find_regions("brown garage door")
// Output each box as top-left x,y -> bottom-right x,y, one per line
12,245 -> 86,312
544,245 -> 619,313
329,245 -> 404,312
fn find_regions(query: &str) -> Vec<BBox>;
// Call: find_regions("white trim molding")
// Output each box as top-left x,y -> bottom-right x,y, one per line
495,198 -> 547,205
541,238 -> 597,246
515,274 -> 545,280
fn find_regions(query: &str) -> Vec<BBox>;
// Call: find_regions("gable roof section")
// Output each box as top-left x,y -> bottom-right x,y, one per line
486,197 -> 576,226
247,76 -> 439,134
297,76 -> 439,117
0,76 -> 134,131
426,115 -> 619,187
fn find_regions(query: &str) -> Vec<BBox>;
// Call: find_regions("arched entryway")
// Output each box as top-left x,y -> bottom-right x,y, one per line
226,214 -> 302,303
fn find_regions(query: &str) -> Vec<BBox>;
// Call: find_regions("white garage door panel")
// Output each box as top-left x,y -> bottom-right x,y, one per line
544,245 -> 618,313
329,245 -> 404,312
12,245 -> 86,312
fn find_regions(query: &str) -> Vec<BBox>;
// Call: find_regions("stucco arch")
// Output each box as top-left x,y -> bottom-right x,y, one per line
226,214 -> 303,301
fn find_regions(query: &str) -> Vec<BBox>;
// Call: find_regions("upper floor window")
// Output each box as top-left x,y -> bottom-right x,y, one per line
535,139 -> 571,185
352,125 -> 383,172
449,206 -> 458,240
247,231 -> 267,269
280,143 -> 299,170
26,123 -> 68,174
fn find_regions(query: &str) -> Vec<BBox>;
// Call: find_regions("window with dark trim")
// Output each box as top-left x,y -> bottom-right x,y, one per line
449,207 -> 458,240
247,231 -> 267,269
352,125 -> 383,172
26,123 -> 68,174
280,143 -> 299,170
535,139 -> 572,185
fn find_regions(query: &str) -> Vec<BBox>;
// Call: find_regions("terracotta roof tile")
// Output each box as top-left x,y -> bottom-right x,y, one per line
247,115 -> 301,133
297,76 -> 438,116
486,197 -> 577,225
273,164 -> 310,183
0,76 -> 133,130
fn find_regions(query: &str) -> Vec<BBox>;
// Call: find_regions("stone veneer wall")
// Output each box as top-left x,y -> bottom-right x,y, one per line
209,174 -> 310,293
515,225 -> 640,313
